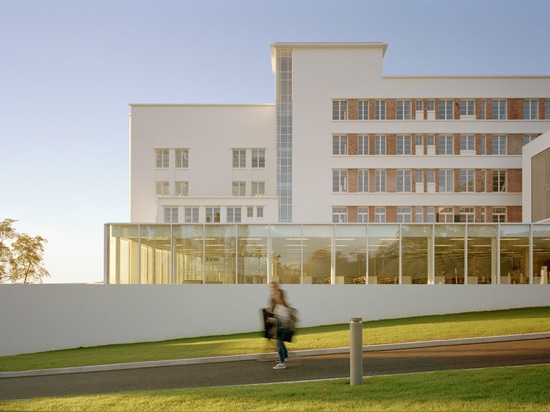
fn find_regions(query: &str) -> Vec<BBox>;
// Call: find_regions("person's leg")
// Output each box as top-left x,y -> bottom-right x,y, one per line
276,339 -> 286,364
282,341 -> 288,360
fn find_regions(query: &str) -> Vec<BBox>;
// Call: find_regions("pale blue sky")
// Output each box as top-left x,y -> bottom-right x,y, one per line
1,0 -> 549,283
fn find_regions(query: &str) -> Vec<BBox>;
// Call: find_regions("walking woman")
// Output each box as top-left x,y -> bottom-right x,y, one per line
268,288 -> 292,369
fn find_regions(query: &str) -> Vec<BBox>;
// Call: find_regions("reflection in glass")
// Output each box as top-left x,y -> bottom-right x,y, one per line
271,225 -> 302,284
109,224 -> 139,284
303,225 -> 333,284
533,225 -> 550,284
402,225 -> 432,284
174,225 -> 204,284
368,225 -> 400,284
237,225 -> 268,284
205,225 -> 236,284
467,225 -> 497,284
335,225 -> 367,284
434,225 -> 465,284
140,225 -> 171,284
500,225 -> 530,284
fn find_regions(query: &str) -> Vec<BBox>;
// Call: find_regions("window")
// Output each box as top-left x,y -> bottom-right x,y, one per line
415,207 -> 423,222
358,135 -> 369,155
460,100 -> 475,117
374,207 -> 386,223
493,170 -> 506,192
439,135 -> 454,155
332,135 -> 348,155
358,207 -> 369,223
460,135 -> 474,151
438,207 -> 454,223
438,100 -> 454,119
427,170 -> 435,184
415,135 -> 423,147
227,207 -> 242,223
175,149 -> 188,168
375,135 -> 386,155
524,100 -> 538,119
415,170 -> 423,184
184,207 -> 199,223
358,170 -> 369,192
546,100 -> 550,120
252,149 -> 265,168
156,181 -> 169,197
156,149 -> 169,168
396,135 -> 412,155
427,135 -> 435,147
232,181 -> 246,196
427,100 -> 435,111
332,207 -> 348,223
396,170 -> 412,192
415,100 -> 423,111
206,207 -> 220,223
492,207 -> 506,223
396,100 -> 411,120
333,100 -> 347,120
164,207 -> 178,223
374,101 -> 386,120
480,207 -> 487,223
524,135 -> 537,145
257,207 -> 264,218
439,170 -> 454,192
480,170 -> 486,192
251,181 -> 265,196
332,170 -> 348,192
492,100 -> 507,119
492,135 -> 506,155
460,207 -> 475,223
358,100 -> 369,120
375,170 -> 386,192
247,207 -> 254,218
396,207 -> 411,223
426,207 -> 435,223
480,135 -> 487,155
232,149 -> 246,168
459,170 -> 474,192
175,181 -> 188,196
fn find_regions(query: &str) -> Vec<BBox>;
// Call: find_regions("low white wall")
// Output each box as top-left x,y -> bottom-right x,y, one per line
0,284 -> 548,356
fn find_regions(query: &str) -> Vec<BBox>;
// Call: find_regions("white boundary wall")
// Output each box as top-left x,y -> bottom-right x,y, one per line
0,284 -> 548,356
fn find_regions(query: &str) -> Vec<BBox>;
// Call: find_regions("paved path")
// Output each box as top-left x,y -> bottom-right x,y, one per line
1,337 -> 549,401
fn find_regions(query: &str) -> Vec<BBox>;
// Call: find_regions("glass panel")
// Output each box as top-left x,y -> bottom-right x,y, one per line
434,225 -> 465,284
367,225 -> 400,284
499,225 -> 530,284
271,225 -> 302,284
108,224 -> 139,284
402,225 -> 432,284
205,225 -> 236,284
173,225 -> 204,284
140,225 -> 171,284
467,225 -> 497,284
303,225 -> 332,284
237,225 -> 269,284
335,225 -> 367,284
532,225 -> 550,284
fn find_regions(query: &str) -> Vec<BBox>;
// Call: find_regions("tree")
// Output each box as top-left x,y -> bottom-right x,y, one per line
0,218 -> 50,284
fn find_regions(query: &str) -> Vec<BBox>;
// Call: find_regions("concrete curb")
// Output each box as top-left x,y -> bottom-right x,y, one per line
2,332 -> 549,379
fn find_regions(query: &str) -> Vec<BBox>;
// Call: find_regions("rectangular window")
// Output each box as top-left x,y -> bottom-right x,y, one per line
375,207 -> 386,223
251,149 -> 265,168
524,100 -> 538,119
332,170 -> 348,192
156,149 -> 169,168
493,170 -> 506,192
396,207 -> 411,223
164,207 -> 178,223
438,207 -> 454,223
415,206 -> 423,223
415,135 -> 423,147
460,135 -> 474,151
375,135 -> 386,155
175,181 -> 188,196
459,170 -> 474,192
415,100 -> 423,111
358,207 -> 369,223
426,207 -> 435,223
439,170 -> 454,192
257,206 -> 264,218
375,170 -> 386,192
358,170 -> 369,192
480,135 -> 487,155
492,100 -> 507,120
439,135 -> 454,155
415,170 -> 423,184
175,149 -> 189,168
374,101 -> 386,120
524,135 -> 537,145
396,135 -> 412,155
492,135 -> 506,155
332,135 -> 348,155
396,100 -> 411,120
438,100 -> 454,119
427,100 -> 435,111
232,181 -> 246,196
251,181 -> 265,196
459,207 -> 474,223
227,207 -> 242,223
332,207 -> 348,223
427,135 -> 435,146
427,170 -> 435,184
156,181 -> 169,197
232,149 -> 246,168
333,100 -> 348,120
358,135 -> 369,155
492,207 -> 506,223
184,207 -> 199,223
480,170 -> 486,192
396,170 -> 412,192
481,100 -> 487,119
247,207 -> 254,218
460,100 -> 475,117
358,100 -> 369,120
206,207 -> 220,223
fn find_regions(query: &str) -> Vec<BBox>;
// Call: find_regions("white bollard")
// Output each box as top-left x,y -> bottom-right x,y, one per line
350,317 -> 363,385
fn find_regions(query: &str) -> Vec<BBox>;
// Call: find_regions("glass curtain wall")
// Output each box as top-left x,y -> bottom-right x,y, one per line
367,225 -> 400,284
302,225 -> 332,284
402,225 -> 432,284
533,225 -> 550,284
271,225 -> 302,284
174,225 -> 204,284
434,225 -> 465,284
205,225 -> 236,284
335,225 -> 367,284
237,225 -> 269,284
467,225 -> 497,284
140,225 -> 171,284
108,224 -> 139,284
499,225 -> 530,284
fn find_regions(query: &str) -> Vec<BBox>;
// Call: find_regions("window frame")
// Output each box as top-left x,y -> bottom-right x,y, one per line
332,170 -> 348,193
175,149 -> 189,168
332,100 -> 348,120
155,149 -> 169,169
251,149 -> 266,168
332,135 -> 348,155
232,149 -> 246,168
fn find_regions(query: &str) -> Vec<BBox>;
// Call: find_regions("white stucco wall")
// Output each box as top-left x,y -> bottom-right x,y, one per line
0,283 -> 548,356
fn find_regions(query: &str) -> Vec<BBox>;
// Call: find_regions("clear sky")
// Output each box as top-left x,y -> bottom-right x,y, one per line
1,0 -> 549,284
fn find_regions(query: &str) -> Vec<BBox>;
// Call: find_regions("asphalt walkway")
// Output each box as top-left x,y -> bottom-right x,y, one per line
1,333 -> 549,401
